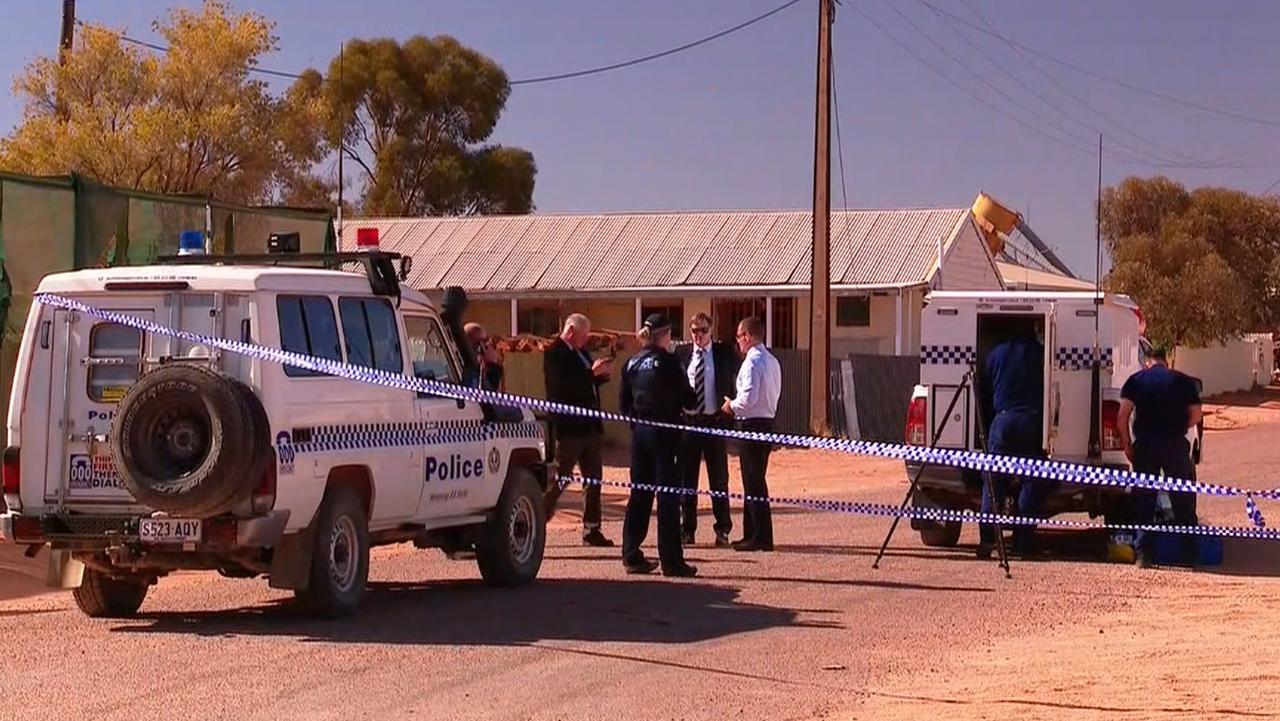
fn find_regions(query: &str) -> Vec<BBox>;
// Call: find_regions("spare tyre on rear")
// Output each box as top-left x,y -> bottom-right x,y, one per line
111,364 -> 267,517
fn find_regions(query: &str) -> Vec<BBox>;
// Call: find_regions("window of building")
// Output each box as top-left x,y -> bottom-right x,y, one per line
339,297 -> 403,372
276,295 -> 343,377
87,323 -> 143,401
836,296 -> 872,327
771,297 -> 797,349
404,315 -> 459,383
712,298 -> 765,343
517,303 -> 560,336
641,301 -> 685,340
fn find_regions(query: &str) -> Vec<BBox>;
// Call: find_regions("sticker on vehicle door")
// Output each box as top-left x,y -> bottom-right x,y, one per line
68,453 -> 123,490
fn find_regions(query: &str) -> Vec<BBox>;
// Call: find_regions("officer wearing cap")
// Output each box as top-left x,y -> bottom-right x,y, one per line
1118,342 -> 1203,565
977,322 -> 1046,558
618,313 -> 698,577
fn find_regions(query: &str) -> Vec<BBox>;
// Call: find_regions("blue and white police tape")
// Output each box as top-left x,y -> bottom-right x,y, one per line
556,475 -> 1280,541
34,293 -> 1279,513
1247,495 -> 1267,529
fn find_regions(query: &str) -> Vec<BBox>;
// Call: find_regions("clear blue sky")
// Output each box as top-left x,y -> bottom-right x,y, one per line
2,0 -> 1278,279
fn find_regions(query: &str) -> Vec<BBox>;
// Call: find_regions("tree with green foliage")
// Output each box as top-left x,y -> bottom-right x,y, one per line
0,1 -> 327,206
1102,176 -> 1280,351
314,35 -> 536,216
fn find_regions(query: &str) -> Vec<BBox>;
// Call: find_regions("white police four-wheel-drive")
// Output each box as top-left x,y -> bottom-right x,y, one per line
0,230 -> 551,618
904,290 -> 1202,547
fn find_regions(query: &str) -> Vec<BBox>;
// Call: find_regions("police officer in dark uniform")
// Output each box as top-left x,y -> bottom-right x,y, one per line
1118,343 -> 1203,565
619,313 -> 699,577
977,323 -> 1046,558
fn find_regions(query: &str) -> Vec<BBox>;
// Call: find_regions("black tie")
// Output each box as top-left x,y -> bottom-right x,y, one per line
694,348 -> 706,413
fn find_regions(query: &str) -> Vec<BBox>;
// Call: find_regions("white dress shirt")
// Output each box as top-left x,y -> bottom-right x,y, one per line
729,344 -> 782,420
686,343 -> 717,415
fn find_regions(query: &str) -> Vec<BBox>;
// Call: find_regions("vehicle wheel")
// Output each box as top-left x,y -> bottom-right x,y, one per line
476,468 -> 545,587
111,365 -> 260,517
72,568 -> 149,618
919,521 -> 963,547
295,487 -> 369,617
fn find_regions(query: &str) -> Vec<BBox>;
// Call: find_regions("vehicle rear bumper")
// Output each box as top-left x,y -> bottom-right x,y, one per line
904,460 -> 1134,524
0,509 -> 290,550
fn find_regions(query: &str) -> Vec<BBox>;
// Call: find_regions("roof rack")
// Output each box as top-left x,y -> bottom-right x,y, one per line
154,251 -> 413,299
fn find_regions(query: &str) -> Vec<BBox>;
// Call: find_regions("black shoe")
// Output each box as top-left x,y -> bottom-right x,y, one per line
976,542 -> 994,560
663,563 -> 698,578
732,539 -> 774,552
681,531 -> 696,546
714,533 -> 731,548
582,530 -> 615,547
625,558 -> 659,575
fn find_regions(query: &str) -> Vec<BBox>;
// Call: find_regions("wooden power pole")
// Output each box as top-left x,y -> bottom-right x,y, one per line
56,0 -> 76,120
808,0 -> 834,434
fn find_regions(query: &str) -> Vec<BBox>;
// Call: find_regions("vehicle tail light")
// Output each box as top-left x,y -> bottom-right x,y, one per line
905,397 -> 928,446
2,447 -> 19,495
252,452 -> 277,514
1101,400 -> 1122,451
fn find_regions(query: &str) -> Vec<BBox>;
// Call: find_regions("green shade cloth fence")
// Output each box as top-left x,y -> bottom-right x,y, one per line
0,171 -> 335,424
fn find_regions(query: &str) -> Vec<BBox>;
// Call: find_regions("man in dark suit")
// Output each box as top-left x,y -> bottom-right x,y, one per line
543,312 -> 615,547
674,312 -> 739,547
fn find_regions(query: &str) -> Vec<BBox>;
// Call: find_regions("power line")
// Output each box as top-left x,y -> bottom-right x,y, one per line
832,53 -> 848,214
923,0 -> 1257,170
1262,176 -> 1280,195
846,2 -> 1096,155
510,0 -> 806,85
874,0 -> 1241,170
918,0 -> 1280,131
89,0 -> 807,87
949,0 -> 1220,167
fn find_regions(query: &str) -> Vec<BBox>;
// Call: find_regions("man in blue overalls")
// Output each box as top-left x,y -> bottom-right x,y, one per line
1117,344 -> 1202,566
977,323 -> 1046,558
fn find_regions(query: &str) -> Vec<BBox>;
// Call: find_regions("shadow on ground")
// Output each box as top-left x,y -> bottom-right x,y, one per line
109,577 -> 833,644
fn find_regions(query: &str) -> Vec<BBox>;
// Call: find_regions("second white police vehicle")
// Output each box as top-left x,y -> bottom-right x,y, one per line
905,290 -> 1203,547
1,234 -> 551,618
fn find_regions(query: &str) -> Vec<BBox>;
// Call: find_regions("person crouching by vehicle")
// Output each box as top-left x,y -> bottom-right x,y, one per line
1118,343 -> 1203,566
977,323 -> 1046,559
619,313 -> 699,577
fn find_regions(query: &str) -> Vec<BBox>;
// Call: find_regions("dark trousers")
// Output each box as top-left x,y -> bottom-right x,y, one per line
547,435 -> 604,533
979,411 -> 1045,548
1129,438 -> 1198,558
679,417 -> 732,537
737,418 -> 775,546
622,426 -> 685,570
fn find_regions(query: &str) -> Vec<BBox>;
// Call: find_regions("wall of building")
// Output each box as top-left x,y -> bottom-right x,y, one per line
830,294 -> 902,357
465,299 -> 512,336
1174,335 -> 1271,397
937,218 -> 1003,291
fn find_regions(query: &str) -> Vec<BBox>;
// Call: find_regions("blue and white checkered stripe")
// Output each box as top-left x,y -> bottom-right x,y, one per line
36,293 -> 1279,521
559,475 -> 1280,541
1056,346 -> 1114,371
289,419 -> 540,455
921,344 -> 976,365
1247,494 -> 1267,528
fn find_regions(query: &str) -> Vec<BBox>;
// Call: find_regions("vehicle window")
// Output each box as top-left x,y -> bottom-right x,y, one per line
339,297 -> 403,373
404,315 -> 459,383
277,295 -> 343,377
88,323 -> 142,401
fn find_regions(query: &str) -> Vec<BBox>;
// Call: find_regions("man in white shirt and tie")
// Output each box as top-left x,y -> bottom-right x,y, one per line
675,312 -> 740,547
721,316 -> 782,552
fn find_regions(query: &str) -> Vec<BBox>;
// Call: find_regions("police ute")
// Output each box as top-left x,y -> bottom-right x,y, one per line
0,232 -> 550,618
904,290 -> 1202,547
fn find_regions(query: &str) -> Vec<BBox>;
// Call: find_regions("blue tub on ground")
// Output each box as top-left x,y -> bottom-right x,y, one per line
1149,532 -> 1223,566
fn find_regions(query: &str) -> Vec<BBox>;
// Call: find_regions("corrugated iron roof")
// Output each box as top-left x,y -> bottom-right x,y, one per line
345,208 -> 973,292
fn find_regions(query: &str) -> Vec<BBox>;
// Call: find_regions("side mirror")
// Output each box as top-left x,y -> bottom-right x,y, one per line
398,256 -> 413,282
